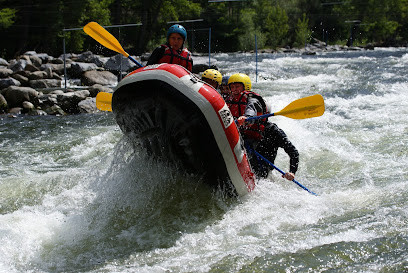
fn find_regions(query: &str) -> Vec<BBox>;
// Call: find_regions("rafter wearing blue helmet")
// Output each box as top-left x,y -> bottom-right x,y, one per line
147,24 -> 193,72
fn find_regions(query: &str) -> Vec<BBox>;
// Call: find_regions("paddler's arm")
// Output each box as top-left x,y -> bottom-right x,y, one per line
236,97 -> 264,126
270,123 -> 299,181
146,45 -> 166,66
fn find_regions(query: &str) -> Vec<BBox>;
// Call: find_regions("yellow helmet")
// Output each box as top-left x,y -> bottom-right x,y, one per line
228,73 -> 252,91
202,69 -> 222,85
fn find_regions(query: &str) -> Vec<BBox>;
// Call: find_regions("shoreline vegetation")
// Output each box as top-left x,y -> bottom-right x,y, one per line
0,41 -> 402,118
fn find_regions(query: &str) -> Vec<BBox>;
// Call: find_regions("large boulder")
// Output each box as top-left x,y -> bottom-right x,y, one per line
57,89 -> 90,114
81,70 -> 117,86
1,86 -> 39,107
0,77 -> 21,89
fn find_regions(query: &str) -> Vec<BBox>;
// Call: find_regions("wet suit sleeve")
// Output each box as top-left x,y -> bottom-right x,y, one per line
244,97 -> 263,120
269,123 -> 299,174
146,46 -> 165,66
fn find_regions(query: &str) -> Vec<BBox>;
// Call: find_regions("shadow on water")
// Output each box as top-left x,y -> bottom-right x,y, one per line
30,137 -> 236,272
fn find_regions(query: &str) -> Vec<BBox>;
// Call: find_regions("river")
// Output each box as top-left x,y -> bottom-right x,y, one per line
1,48 -> 407,272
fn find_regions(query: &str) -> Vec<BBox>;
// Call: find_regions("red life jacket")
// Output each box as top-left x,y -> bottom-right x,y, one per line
158,44 -> 193,72
226,91 -> 268,140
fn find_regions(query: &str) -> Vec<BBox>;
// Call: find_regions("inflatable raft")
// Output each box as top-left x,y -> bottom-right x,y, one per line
111,63 -> 255,196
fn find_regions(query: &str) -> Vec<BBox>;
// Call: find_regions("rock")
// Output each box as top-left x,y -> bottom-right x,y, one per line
11,74 -> 29,86
9,107 -> 23,114
22,101 -> 35,111
0,58 -> 9,67
57,90 -> 90,114
0,77 -> 21,89
19,55 -> 33,65
81,70 -> 117,86
70,62 -> 99,77
141,53 -> 151,61
1,86 -> 39,107
29,55 -> 42,67
41,63 -> 67,75
44,104 -> 65,115
8,59 -> 28,72
104,54 -> 138,72
28,109 -> 47,116
25,63 -> 41,72
38,93 -> 58,107
88,84 -> 114,97
32,53 -> 54,63
29,79 -> 61,89
0,93 -> 7,112
50,58 -> 64,64
78,97 -> 97,113
77,51 -> 94,62
50,90 -> 65,95
28,71 -> 48,80
0,68 -> 13,78
13,70 -> 31,78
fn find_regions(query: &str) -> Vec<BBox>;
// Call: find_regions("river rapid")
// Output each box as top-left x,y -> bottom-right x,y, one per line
1,48 -> 407,272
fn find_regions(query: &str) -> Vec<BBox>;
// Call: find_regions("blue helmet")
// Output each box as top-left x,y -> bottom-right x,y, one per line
167,24 -> 187,41
221,75 -> 230,86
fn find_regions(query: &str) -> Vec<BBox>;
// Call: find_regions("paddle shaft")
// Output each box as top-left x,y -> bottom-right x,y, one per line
249,147 -> 318,196
128,55 -> 143,68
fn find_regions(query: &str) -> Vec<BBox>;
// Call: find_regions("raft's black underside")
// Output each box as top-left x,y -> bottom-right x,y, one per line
112,80 -> 232,189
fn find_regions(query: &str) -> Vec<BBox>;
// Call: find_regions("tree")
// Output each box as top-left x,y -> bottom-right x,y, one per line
0,8 -> 16,28
293,13 -> 311,48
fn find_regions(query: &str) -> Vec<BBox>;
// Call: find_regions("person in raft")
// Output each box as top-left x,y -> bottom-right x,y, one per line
201,69 -> 222,90
225,73 -> 299,181
219,75 -> 231,99
146,24 -> 193,72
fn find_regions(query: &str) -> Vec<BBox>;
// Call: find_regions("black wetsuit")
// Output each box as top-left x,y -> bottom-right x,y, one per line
242,97 -> 299,178
146,45 -> 166,66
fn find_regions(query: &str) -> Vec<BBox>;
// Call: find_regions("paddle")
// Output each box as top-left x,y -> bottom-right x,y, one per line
245,94 -> 325,121
83,21 -> 143,68
96,92 -> 113,112
249,147 -> 318,196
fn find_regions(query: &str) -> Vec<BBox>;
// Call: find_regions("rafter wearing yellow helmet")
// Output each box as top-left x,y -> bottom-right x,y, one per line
202,69 -> 222,89
225,72 -> 299,182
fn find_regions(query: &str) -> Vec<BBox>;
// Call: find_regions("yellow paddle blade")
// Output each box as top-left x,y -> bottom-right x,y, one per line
96,92 -> 113,112
83,22 -> 129,58
275,94 -> 325,119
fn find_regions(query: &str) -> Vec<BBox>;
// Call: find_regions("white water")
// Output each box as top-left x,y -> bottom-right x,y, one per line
1,48 -> 408,272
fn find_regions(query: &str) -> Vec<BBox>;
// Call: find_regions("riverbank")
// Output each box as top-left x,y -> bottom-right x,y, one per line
0,41 -> 391,117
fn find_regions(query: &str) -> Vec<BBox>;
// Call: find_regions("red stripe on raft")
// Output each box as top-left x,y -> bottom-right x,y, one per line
198,84 -> 256,192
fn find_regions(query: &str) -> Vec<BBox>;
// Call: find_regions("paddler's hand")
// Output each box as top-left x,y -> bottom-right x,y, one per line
283,172 -> 295,181
237,116 -> 247,126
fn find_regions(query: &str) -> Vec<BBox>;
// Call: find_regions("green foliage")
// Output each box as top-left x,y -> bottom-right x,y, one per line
0,8 -> 16,28
293,13 -> 311,48
264,5 -> 289,48
1,0 -> 408,59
